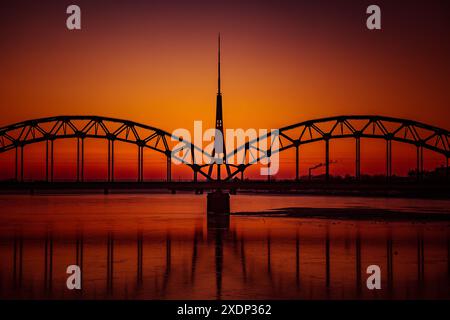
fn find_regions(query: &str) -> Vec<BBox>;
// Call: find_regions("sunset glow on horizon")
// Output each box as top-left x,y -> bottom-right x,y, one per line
1,0 -> 449,180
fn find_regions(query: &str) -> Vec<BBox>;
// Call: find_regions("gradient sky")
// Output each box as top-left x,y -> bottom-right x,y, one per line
0,0 -> 449,180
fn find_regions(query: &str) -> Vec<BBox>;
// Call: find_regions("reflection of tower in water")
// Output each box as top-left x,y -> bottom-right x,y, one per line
207,217 -> 230,300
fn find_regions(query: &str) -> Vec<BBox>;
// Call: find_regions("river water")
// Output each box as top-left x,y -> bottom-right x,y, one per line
0,194 -> 449,299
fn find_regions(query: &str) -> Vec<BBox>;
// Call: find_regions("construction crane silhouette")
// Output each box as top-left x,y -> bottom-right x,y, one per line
309,161 -> 337,180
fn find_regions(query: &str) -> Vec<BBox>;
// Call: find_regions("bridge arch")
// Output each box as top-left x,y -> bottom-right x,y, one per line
1,115 -> 449,182
223,115 -> 450,181
0,115 -> 206,182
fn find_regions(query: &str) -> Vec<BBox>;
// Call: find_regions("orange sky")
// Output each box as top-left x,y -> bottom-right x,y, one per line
0,0 -> 449,180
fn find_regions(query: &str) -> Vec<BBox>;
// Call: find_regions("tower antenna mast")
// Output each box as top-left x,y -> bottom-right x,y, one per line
208,33 -> 231,180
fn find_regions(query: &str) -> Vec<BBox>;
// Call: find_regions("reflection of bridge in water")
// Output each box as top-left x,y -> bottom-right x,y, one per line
3,224 -> 449,299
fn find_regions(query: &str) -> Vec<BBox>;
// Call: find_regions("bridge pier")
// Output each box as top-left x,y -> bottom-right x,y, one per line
206,189 -> 230,230
207,189 -> 230,215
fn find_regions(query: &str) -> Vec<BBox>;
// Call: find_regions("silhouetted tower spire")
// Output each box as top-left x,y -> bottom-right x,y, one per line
209,34 -> 230,180
215,34 -> 224,138
218,34 -> 222,96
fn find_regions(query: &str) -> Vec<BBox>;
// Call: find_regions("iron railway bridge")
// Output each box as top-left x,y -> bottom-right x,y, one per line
0,115 -> 448,186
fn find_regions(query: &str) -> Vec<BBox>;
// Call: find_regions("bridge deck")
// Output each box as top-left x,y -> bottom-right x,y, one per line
0,180 -> 448,199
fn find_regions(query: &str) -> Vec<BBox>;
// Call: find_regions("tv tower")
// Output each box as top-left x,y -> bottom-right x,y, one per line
209,34 -> 231,180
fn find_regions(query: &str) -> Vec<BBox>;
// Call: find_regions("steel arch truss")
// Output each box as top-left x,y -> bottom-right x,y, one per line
1,115 -> 449,182
0,116 -> 212,182
223,115 -> 450,181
